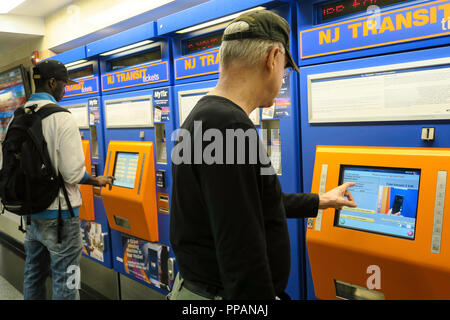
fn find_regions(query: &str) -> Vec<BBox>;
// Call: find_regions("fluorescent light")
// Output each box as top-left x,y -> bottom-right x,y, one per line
0,0 -> 26,14
65,59 -> 88,68
100,40 -> 153,56
176,6 -> 266,34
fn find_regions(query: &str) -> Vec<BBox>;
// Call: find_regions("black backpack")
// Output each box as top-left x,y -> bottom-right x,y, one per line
0,103 -> 74,242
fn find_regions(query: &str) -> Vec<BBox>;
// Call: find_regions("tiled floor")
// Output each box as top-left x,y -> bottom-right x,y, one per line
0,275 -> 23,300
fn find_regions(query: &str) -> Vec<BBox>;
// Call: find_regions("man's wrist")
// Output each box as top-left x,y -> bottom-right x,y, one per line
318,194 -> 332,209
86,175 -> 100,186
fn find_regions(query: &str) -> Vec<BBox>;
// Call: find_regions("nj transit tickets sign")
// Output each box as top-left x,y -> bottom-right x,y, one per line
175,49 -> 219,80
300,0 -> 450,59
64,76 -> 99,98
101,61 -> 169,92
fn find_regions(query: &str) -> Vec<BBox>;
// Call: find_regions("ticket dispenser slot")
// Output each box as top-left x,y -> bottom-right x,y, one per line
102,141 -> 158,242
79,140 -> 95,221
307,146 -> 450,299
90,126 -> 99,159
261,120 -> 282,175
155,123 -> 167,164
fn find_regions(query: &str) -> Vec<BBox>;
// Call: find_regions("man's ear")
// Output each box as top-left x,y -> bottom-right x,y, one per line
48,77 -> 57,90
265,46 -> 280,72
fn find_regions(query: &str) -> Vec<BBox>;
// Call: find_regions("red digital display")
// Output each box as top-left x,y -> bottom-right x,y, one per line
186,32 -> 223,54
319,0 -> 409,21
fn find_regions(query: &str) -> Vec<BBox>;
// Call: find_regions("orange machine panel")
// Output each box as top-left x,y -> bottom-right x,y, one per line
102,141 -> 158,242
79,140 -> 95,221
307,146 -> 450,300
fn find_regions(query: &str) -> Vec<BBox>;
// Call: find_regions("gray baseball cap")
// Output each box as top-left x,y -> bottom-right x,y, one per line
222,10 -> 299,73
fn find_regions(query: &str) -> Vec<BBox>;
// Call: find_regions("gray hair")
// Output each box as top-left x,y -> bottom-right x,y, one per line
219,21 -> 285,70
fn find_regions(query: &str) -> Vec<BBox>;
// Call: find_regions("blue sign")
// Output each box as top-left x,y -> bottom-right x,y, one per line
101,61 -> 169,92
300,0 -> 450,59
175,49 -> 219,80
64,76 -> 99,98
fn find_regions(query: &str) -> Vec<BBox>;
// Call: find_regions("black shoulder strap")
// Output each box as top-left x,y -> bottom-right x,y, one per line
35,103 -> 70,120
57,173 -> 75,244
13,106 -> 26,117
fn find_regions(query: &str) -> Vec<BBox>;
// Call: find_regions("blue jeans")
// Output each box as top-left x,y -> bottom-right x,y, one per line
23,217 -> 82,300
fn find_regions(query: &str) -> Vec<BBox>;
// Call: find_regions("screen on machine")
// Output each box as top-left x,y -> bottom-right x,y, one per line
113,152 -> 139,189
335,165 -> 420,240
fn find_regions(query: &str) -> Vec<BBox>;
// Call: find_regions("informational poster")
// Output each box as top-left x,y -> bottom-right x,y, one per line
309,59 -> 450,123
262,76 -> 291,119
106,97 -> 153,128
153,88 -> 170,122
274,76 -> 292,118
67,104 -> 89,128
88,98 -> 100,125
80,221 -> 105,262
261,105 -> 275,119
0,66 -> 27,140
120,235 -> 172,291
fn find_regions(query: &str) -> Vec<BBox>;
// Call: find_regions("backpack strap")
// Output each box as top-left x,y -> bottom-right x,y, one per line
59,173 -> 74,217
13,106 -> 27,117
56,173 -> 75,244
35,103 -> 71,120
30,103 -> 72,243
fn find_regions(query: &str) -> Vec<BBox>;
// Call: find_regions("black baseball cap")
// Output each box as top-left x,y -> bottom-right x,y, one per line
32,59 -> 78,85
222,10 -> 299,73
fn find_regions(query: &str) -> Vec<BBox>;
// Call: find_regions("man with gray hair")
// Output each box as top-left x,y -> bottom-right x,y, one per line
168,10 -> 356,300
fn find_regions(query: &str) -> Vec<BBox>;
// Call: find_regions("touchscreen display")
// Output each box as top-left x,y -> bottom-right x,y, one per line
335,165 -> 420,240
113,152 -> 139,189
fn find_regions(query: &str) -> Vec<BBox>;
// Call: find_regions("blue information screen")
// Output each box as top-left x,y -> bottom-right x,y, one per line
113,152 -> 139,189
335,165 -> 420,240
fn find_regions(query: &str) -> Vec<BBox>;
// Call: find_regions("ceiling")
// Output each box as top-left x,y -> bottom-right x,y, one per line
9,0 -> 76,17
0,0 -> 209,65
0,0 -> 76,49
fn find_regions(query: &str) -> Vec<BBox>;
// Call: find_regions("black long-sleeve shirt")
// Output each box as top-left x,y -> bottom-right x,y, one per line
170,95 -> 319,299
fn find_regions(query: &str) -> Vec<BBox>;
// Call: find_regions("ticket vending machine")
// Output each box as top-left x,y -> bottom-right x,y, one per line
308,146 -> 450,299
54,47 -> 112,268
102,141 -> 158,243
87,21 -> 176,294
297,0 -> 450,299
157,0 -> 305,299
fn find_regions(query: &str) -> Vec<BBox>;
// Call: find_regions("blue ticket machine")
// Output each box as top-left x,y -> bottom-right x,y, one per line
54,47 -> 112,269
87,21 -> 177,294
157,0 -> 305,299
297,0 -> 450,299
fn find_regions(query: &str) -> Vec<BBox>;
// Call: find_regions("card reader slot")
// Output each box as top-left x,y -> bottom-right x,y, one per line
159,207 -> 169,214
157,192 -> 170,214
159,194 -> 169,202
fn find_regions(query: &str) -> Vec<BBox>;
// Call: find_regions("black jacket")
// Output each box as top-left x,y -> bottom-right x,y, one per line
170,95 -> 319,299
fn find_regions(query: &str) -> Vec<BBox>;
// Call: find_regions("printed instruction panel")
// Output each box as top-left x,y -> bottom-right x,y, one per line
309,60 -> 450,123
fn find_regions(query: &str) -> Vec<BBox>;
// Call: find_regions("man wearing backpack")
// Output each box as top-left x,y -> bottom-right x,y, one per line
0,59 -> 114,300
